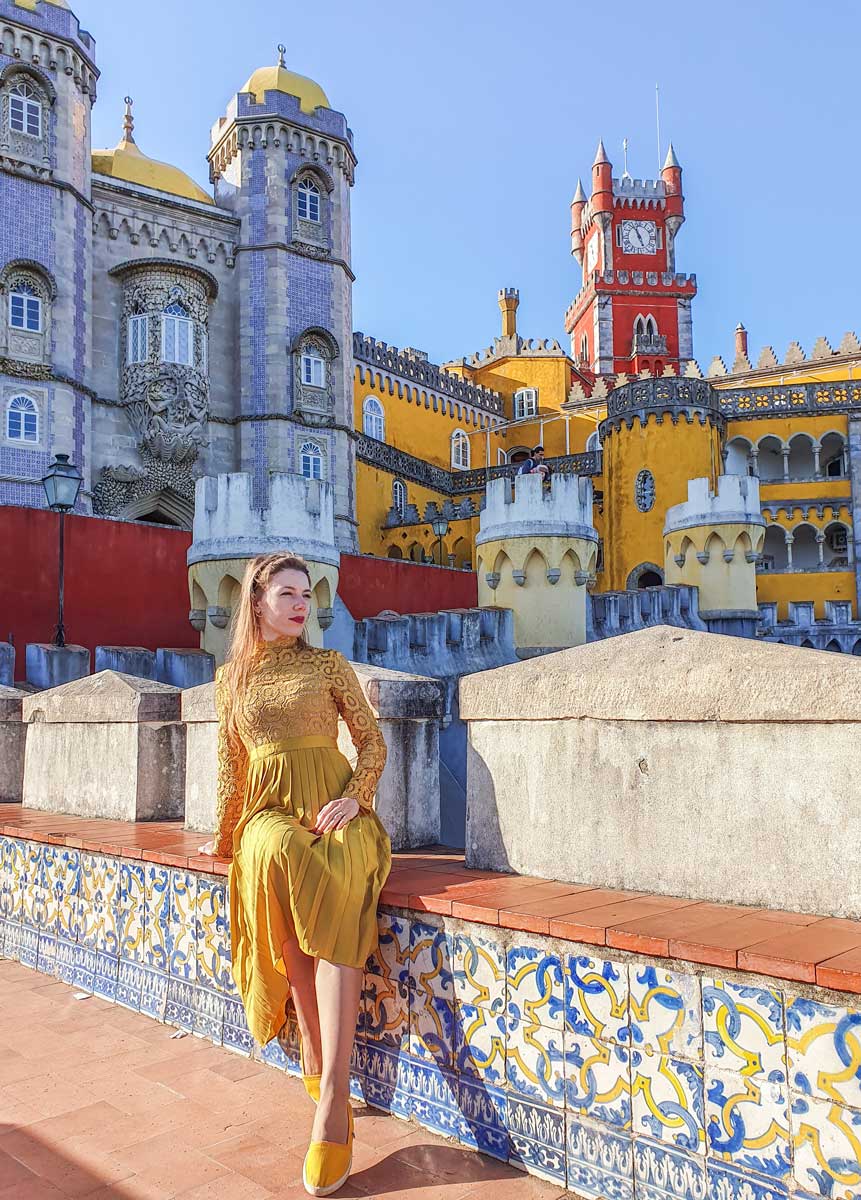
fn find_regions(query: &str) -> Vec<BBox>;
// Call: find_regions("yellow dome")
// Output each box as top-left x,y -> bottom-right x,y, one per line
241,50 -> 329,115
92,100 -> 213,207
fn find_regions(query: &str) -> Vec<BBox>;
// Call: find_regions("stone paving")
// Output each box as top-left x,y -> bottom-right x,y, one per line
0,959 -> 567,1199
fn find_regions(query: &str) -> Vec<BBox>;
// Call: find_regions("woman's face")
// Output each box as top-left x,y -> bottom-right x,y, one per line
255,568 -> 312,640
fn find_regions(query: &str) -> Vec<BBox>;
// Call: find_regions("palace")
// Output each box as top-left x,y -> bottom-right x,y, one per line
2,0 -> 861,655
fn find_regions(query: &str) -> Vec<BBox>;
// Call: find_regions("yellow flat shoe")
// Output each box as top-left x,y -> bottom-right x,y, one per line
300,1044 -> 322,1105
302,1104 -> 354,1197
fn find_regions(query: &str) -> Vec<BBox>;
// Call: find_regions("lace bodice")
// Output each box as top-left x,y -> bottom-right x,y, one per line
212,642 -> 387,857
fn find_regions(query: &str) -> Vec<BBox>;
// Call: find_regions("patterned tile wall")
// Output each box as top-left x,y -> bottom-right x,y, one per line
1,834 -> 859,1199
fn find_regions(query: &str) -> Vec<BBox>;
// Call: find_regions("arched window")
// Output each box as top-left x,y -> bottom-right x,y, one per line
635,316 -> 646,337
451,429 -> 470,470
392,479 -> 406,516
297,178 -> 321,223
363,396 -> 385,441
580,334 -> 589,363
127,314 -> 149,364
9,282 -> 41,332
586,430 -> 600,452
9,81 -> 42,138
6,394 -> 38,443
161,302 -> 193,366
301,348 -> 326,388
300,441 -> 324,480
645,317 -> 658,338
513,388 -> 538,420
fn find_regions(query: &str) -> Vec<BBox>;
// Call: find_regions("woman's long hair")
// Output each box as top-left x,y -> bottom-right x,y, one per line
220,553 -> 311,742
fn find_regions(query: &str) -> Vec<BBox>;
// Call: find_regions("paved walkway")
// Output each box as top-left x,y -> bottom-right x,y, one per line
0,960 -> 566,1200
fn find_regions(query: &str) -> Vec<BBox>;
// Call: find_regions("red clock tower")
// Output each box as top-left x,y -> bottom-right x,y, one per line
565,141 -> 697,377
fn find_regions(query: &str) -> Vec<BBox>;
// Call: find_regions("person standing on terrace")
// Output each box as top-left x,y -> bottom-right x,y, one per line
199,552 -> 391,1197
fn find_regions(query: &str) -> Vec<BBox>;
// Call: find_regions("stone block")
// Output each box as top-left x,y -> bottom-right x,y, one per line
461,625 -> 861,918
22,671 -> 185,821
0,685 -> 27,803
25,643 -> 90,690
0,643 -> 13,687
95,646 -> 157,678
183,663 -> 444,849
156,648 -> 215,689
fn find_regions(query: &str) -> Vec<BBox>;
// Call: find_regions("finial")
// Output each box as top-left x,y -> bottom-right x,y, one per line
572,178 -> 586,204
277,43 -> 286,68
122,96 -> 135,143
593,139 -> 610,166
621,137 -> 631,180
662,141 -> 680,169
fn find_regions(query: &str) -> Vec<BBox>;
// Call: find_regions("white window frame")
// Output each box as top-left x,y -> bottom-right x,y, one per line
161,303 -> 194,366
9,285 -> 42,333
200,329 -> 208,376
297,178 -> 321,223
300,440 -> 324,480
451,429 -> 470,470
301,350 -> 326,388
9,82 -> 42,139
6,394 -> 39,443
362,396 -> 385,441
513,388 -> 538,420
586,430 -> 600,452
127,315 -> 149,364
392,479 -> 406,516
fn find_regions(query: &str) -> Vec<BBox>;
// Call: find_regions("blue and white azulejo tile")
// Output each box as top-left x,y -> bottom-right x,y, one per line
706,1159 -> 789,1200
631,1049 -> 705,1153
456,1001 -> 506,1085
566,1113 -> 633,1200
506,1016 -> 567,1109
452,927 -> 506,1014
506,941 -> 564,1030
791,1092 -> 861,1200
706,1066 -> 792,1182
565,952 -> 630,1045
409,918 -> 453,1005
786,994 -> 861,1112
508,1094 -> 566,1185
630,965 -> 702,1060
634,1134 -> 707,1200
703,979 -> 787,1079
565,1033 -> 632,1129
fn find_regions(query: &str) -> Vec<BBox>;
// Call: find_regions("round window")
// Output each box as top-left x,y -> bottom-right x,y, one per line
635,469 -> 655,513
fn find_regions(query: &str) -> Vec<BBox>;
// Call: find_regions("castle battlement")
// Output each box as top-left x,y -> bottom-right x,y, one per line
664,474 -> 765,535
565,270 -> 697,328
476,472 -> 596,546
188,472 -> 339,568
611,176 -> 666,204
353,333 -> 504,415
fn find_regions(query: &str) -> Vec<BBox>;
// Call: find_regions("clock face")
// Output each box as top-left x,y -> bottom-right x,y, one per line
620,220 -> 657,255
586,235 -> 599,272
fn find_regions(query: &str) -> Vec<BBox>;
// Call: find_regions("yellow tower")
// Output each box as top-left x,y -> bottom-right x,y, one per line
664,474 -> 766,636
600,375 -> 723,590
476,473 -> 598,654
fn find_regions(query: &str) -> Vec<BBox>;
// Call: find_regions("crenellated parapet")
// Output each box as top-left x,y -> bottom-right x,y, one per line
759,600 -> 861,654
664,475 -> 766,634
476,474 -> 599,653
589,584 -> 707,640
354,333 -> 504,418
565,270 -> 697,333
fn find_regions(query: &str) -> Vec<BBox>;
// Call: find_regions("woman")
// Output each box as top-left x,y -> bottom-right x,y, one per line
199,552 -> 391,1197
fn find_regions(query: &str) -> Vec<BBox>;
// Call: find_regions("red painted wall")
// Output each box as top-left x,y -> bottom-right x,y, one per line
0,508 -> 479,679
0,507 -> 194,680
337,554 -> 477,619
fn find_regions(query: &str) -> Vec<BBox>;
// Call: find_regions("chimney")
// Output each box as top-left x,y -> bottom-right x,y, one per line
734,323 -> 748,360
498,288 -> 519,339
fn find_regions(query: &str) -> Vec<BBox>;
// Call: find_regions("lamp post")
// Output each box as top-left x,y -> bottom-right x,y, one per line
430,516 -> 449,566
41,454 -> 83,648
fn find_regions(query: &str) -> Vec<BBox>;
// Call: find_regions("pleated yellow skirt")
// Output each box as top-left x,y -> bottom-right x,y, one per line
228,735 -> 392,1046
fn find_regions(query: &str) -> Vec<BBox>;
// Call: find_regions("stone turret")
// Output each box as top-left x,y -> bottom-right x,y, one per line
187,471 -> 340,660
663,474 -> 765,637
475,473 -> 598,655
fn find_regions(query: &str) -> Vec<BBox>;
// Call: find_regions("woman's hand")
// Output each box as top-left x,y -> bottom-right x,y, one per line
198,840 -> 216,856
312,796 -> 360,834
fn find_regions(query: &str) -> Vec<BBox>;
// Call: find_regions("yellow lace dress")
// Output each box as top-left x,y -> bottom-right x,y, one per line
212,639 -> 391,1046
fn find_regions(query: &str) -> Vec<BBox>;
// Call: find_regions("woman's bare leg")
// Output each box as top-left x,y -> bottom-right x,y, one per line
282,936 -> 323,1076
310,959 -> 362,1144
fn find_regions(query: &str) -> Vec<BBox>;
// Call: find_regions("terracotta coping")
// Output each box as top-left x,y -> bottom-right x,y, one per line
1,805 -> 860,995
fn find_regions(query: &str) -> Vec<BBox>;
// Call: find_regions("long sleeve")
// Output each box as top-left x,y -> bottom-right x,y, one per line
213,672 -> 248,857
330,653 -> 387,811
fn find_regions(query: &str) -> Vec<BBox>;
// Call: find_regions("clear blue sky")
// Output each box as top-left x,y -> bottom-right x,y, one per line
81,0 -> 859,370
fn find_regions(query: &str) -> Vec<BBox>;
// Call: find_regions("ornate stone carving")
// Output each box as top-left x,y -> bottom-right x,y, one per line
0,68 -> 53,179
91,449 -> 197,526
125,364 -> 209,463
293,330 -> 337,425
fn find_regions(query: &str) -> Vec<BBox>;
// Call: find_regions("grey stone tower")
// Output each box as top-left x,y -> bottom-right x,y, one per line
208,49 -> 358,550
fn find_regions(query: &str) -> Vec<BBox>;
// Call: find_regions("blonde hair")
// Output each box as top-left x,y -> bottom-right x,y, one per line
220,553 -> 312,742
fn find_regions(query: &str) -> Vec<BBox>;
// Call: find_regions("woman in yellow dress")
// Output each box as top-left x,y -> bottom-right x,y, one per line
199,551 -> 391,1197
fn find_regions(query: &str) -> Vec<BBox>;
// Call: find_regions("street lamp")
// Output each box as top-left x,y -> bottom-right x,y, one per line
41,454 -> 83,648
429,516 -> 449,566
